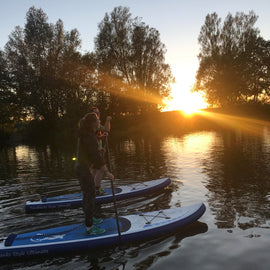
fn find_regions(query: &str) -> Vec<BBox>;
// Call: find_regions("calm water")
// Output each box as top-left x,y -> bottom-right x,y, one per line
1,125 -> 270,269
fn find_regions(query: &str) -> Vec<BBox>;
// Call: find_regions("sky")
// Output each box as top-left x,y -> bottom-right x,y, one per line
1,0 -> 270,108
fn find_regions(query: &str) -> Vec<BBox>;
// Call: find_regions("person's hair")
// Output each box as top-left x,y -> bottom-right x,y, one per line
90,106 -> 100,118
78,113 -> 98,134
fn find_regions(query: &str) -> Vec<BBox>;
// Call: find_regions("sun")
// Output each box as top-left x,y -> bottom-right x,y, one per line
163,83 -> 207,114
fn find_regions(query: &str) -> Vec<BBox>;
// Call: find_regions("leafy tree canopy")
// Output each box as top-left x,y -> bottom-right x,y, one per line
196,11 -> 270,107
94,6 -> 174,114
5,6 -> 85,127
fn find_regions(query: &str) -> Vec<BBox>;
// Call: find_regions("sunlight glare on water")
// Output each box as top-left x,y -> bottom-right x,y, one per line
162,132 -> 216,206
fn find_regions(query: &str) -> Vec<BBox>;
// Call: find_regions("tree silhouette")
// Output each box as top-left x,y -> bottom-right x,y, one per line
0,50 -> 19,139
5,7 -> 84,128
94,6 -> 174,115
196,11 -> 270,107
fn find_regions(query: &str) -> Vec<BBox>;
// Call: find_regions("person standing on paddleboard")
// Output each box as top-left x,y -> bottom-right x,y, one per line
75,112 -> 114,235
90,107 -> 112,195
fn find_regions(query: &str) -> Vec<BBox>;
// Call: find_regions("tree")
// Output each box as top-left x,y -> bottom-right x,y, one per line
0,50 -> 19,138
239,37 -> 270,103
198,12 -> 221,59
195,11 -> 270,107
5,7 -> 85,128
94,6 -> 174,115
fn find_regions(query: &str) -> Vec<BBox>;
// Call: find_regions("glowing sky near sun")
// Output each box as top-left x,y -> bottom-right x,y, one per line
163,82 -> 207,114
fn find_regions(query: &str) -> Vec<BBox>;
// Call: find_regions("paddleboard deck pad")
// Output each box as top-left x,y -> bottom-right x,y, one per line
0,203 -> 205,259
25,178 -> 171,212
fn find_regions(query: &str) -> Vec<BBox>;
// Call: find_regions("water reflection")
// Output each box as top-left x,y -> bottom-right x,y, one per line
202,127 -> 270,229
111,136 -> 168,182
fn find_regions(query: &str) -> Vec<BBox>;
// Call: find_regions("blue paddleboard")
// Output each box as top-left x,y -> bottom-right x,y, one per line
25,178 -> 171,212
0,203 -> 206,259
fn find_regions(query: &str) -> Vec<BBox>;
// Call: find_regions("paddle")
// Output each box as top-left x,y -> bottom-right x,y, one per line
105,136 -> 122,245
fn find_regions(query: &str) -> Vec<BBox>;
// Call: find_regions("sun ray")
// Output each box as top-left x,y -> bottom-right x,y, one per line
198,110 -> 270,136
77,67 -> 167,107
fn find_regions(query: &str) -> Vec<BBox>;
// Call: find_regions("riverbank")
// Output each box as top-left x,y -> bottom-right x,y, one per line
114,103 -> 270,138
3,104 -> 270,146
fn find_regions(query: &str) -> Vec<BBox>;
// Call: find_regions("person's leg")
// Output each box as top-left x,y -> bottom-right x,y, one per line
94,165 -> 108,195
77,166 -> 95,227
94,148 -> 105,189
94,168 -> 104,189
90,166 -> 96,178
75,164 -> 105,234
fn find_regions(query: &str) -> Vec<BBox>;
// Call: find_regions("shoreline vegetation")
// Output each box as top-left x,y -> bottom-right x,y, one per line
3,104 -> 270,146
